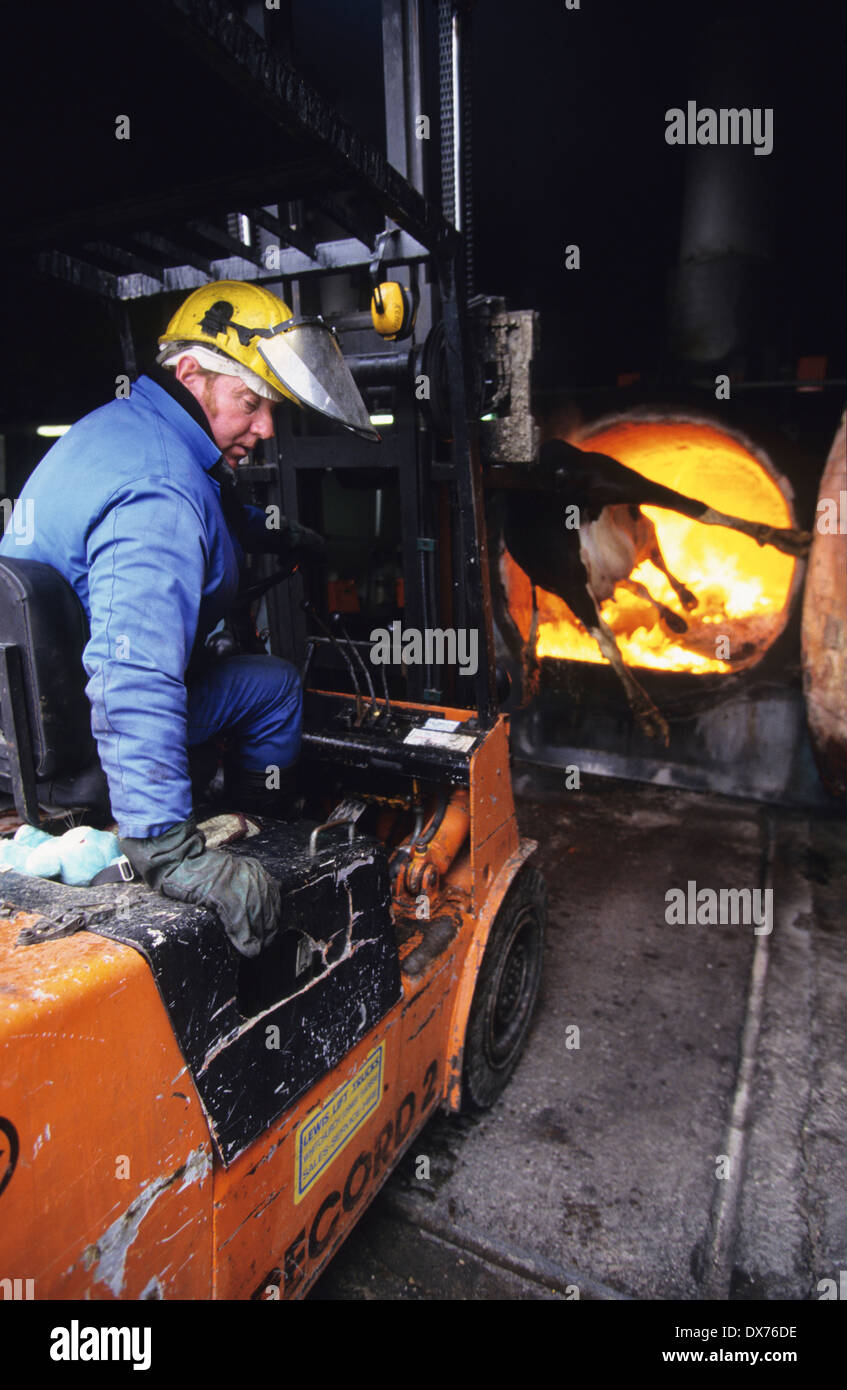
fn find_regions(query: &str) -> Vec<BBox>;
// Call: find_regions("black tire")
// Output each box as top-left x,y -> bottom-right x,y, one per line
460,863 -> 547,1112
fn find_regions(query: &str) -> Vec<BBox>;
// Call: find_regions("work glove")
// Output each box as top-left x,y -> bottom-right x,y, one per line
120,816 -> 281,958
266,518 -> 327,566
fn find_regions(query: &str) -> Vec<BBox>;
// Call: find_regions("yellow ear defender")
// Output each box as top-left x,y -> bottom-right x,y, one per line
370,280 -> 419,341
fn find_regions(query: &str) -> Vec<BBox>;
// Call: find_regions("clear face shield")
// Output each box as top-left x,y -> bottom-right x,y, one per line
257,317 -> 379,440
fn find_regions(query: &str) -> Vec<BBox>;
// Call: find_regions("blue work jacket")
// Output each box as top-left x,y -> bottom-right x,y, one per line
0,374 -> 271,837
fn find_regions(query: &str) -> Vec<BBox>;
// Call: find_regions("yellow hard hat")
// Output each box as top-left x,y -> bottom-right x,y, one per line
158,280 -> 378,440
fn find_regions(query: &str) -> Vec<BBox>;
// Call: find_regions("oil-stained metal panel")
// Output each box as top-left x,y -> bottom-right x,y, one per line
0,907 -> 213,1298
83,823 -> 402,1165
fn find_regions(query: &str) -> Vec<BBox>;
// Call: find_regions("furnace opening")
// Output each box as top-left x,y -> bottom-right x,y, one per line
500,418 -> 798,675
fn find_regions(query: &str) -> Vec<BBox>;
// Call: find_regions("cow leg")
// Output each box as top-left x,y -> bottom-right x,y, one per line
647,543 -> 698,611
516,538 -> 670,741
698,507 -> 812,558
619,578 -> 689,635
519,585 -> 542,706
587,598 -> 670,745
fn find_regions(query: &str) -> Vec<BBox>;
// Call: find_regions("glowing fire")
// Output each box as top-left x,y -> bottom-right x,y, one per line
502,420 -> 796,674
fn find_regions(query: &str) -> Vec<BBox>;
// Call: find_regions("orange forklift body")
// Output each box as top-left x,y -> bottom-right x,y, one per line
0,706 -> 536,1300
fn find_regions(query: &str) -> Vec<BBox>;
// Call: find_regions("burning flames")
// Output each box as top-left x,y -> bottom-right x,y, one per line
503,420 -> 796,674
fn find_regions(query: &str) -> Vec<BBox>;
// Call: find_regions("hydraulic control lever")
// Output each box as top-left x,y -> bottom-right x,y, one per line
206,563 -> 300,660
300,600 -> 365,725
330,612 -> 380,725
235,561 -> 299,609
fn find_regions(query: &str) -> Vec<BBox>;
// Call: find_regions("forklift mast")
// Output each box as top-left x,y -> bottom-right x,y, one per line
242,0 -> 499,725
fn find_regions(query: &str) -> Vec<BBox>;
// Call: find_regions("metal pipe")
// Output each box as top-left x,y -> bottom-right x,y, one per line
451,12 -> 462,232
667,33 -> 776,367
346,351 -> 412,384
382,0 -> 423,193
405,1 -> 425,194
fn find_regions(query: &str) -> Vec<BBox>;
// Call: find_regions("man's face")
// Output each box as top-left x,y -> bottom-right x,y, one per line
176,357 -> 277,467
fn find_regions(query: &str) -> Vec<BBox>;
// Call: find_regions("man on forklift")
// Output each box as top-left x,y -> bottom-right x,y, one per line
0,280 -> 378,957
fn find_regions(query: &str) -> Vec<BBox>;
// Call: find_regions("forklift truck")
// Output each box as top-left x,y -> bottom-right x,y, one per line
0,0 -> 546,1299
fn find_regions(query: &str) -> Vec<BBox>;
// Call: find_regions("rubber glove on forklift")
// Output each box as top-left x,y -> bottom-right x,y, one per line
120,817 -> 281,958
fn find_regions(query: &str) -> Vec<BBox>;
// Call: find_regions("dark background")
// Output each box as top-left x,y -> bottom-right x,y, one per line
1,0 -> 844,448
295,0 -> 846,385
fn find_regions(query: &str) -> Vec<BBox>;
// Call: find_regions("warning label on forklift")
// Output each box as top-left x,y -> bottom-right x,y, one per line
295,1043 -> 384,1203
404,728 -> 476,752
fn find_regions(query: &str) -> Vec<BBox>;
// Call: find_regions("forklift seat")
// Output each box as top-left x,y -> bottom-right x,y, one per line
0,556 -> 107,822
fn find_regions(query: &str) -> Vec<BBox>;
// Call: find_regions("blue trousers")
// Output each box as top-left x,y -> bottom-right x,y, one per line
186,655 -> 302,773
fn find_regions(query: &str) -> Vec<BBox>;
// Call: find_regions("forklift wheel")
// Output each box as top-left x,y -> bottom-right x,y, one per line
460,864 -> 547,1112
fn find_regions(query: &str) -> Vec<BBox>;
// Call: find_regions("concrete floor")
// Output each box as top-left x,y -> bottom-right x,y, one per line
310,767 -> 847,1301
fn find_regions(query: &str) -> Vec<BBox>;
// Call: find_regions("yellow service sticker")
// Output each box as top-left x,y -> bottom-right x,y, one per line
295,1043 -> 384,1203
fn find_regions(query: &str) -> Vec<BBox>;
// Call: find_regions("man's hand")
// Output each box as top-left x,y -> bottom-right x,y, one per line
268,518 -> 327,566
120,817 -> 280,957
